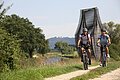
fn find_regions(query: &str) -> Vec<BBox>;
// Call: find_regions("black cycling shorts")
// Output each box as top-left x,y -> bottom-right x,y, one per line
81,44 -> 91,49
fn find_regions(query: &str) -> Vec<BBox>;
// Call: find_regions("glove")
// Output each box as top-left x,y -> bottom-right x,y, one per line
97,43 -> 101,47
107,43 -> 111,46
87,44 -> 90,47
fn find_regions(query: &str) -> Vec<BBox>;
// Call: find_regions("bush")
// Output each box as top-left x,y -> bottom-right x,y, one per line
0,28 -> 21,72
109,44 -> 120,60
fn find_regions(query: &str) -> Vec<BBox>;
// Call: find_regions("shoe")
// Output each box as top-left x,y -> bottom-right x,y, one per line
81,55 -> 83,62
81,59 -> 83,62
100,63 -> 102,66
107,54 -> 110,58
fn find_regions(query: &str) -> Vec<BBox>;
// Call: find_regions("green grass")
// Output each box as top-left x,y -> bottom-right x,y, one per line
0,69 -> 43,80
0,58 -> 83,80
62,51 -> 79,58
71,61 -> 120,80
1,52 -> 119,80
38,63 -> 82,78
0,55 -> 98,80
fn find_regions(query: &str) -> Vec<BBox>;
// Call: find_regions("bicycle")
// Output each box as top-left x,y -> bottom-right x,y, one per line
82,47 -> 89,70
101,44 -> 107,67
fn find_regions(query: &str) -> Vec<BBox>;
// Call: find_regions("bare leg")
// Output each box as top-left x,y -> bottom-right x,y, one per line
88,49 -> 91,59
88,49 -> 91,65
80,47 -> 84,62
106,47 -> 109,56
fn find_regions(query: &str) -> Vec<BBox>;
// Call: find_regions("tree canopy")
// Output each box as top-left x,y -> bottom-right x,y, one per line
55,41 -> 75,54
1,14 -> 49,58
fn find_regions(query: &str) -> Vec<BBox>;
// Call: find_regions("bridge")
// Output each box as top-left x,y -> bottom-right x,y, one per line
75,7 -> 104,59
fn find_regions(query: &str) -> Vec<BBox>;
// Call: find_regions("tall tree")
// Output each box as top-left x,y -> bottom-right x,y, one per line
1,14 -> 49,58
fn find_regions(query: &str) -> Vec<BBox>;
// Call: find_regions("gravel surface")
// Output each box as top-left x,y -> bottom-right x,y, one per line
89,68 -> 120,80
45,65 -> 99,80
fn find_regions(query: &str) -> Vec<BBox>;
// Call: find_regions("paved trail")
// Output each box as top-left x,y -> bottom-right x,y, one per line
89,68 -> 120,80
45,65 -> 99,80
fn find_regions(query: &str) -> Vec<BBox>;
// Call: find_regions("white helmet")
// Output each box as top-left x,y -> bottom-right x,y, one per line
83,28 -> 88,32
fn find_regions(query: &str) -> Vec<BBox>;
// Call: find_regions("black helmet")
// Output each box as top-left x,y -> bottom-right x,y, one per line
101,29 -> 106,32
83,28 -> 88,32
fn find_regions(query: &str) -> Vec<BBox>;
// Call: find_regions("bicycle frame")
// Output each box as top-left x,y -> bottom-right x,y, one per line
82,48 -> 89,70
101,45 -> 107,67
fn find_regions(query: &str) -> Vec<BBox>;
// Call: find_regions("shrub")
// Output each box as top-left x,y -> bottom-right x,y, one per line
0,28 -> 21,72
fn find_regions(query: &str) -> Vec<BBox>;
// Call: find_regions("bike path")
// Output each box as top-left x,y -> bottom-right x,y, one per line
45,65 -> 99,80
89,68 -> 120,80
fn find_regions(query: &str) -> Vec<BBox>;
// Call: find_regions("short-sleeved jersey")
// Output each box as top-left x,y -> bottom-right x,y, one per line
98,34 -> 110,45
79,34 -> 90,45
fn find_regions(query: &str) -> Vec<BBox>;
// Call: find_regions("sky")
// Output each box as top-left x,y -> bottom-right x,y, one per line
3,0 -> 120,39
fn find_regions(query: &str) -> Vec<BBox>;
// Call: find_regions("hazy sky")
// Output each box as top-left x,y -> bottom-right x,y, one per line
4,0 -> 120,39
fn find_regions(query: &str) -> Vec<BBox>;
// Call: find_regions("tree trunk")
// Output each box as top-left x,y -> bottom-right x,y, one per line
29,49 -> 34,58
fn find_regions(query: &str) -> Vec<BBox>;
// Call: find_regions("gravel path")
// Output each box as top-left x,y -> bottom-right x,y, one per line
44,65 -> 99,80
89,68 -> 120,80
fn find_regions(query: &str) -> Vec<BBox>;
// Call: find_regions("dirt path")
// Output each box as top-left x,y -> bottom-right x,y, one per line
44,65 -> 99,80
89,68 -> 120,80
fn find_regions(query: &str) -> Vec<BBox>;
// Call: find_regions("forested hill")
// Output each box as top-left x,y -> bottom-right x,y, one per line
48,37 -> 75,49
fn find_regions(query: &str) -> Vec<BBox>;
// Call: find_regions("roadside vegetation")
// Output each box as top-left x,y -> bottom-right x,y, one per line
0,1 -> 120,80
0,57 -> 83,80
0,2 -> 49,72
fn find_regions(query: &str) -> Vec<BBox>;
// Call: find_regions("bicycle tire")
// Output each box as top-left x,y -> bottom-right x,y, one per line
102,52 -> 107,67
83,54 -> 88,70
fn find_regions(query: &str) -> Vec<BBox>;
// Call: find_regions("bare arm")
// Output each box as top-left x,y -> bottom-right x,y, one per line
97,39 -> 100,43
88,37 -> 91,45
108,37 -> 111,44
77,38 -> 81,47
97,38 -> 101,46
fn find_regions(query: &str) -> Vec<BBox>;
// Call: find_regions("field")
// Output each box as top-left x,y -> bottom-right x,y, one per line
0,52 -> 119,80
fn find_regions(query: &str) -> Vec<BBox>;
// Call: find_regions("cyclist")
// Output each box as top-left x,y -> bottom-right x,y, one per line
77,28 -> 91,65
97,29 -> 111,66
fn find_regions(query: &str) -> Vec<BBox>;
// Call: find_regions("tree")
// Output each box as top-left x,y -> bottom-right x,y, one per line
111,25 -> 120,44
1,14 -> 49,58
0,2 -> 11,17
54,41 -> 75,54
103,21 -> 120,44
0,28 -> 21,72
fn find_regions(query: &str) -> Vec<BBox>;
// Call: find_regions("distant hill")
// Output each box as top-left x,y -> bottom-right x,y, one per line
48,37 -> 75,49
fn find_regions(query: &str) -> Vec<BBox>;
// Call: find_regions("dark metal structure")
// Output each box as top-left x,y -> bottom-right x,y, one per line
75,7 -> 102,59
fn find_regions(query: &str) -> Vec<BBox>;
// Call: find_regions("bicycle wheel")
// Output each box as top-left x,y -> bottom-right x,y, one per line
83,54 -> 88,70
102,52 -> 107,67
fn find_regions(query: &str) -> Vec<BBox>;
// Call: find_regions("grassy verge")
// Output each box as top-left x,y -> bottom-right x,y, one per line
0,52 -> 103,80
0,58 -> 83,80
0,69 -> 43,80
38,63 -> 82,78
71,61 -> 120,80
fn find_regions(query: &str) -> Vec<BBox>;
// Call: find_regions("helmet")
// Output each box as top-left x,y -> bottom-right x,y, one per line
101,29 -> 106,32
83,28 -> 88,32
106,30 -> 108,34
